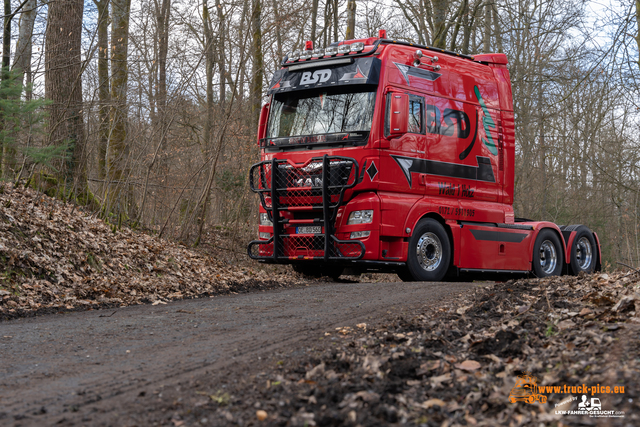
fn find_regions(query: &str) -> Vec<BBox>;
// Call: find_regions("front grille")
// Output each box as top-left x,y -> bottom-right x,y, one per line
247,155 -> 365,262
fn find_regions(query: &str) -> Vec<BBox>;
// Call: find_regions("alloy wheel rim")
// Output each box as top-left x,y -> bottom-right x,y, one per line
416,232 -> 442,272
539,240 -> 557,274
576,236 -> 592,270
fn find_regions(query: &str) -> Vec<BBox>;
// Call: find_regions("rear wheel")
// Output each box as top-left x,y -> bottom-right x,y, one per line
405,218 -> 451,282
569,226 -> 597,274
532,229 -> 563,277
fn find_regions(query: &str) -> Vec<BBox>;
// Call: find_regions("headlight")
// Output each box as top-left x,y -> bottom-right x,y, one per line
350,231 -> 370,239
259,232 -> 271,240
260,213 -> 273,226
347,210 -> 373,225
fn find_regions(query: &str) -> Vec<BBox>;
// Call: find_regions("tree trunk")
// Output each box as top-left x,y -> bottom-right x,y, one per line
332,0 -> 338,42
93,0 -> 110,181
251,0 -> 263,130
483,2 -> 491,52
310,0 -> 319,44
154,0 -> 171,175
636,0 -> 640,70
346,0 -> 356,40
2,0 -> 11,72
44,0 -> 86,190
203,0 -> 215,148
12,0 -> 36,93
214,0 -> 226,105
431,0 -> 447,48
1,0 -> 11,177
272,0 -> 283,63
106,0 -> 133,217
492,3 -> 503,53
450,0 -> 468,51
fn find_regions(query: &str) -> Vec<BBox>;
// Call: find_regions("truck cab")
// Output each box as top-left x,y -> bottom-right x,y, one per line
248,31 -> 601,281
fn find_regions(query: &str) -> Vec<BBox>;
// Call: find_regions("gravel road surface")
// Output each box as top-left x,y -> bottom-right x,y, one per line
0,280 -> 479,425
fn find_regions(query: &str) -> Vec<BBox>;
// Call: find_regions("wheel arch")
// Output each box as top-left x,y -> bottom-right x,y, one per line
529,223 -> 568,267
404,208 -> 456,269
593,232 -> 602,272
560,224 -> 601,274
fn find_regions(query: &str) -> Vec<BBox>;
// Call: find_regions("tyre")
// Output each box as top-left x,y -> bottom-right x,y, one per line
405,218 -> 451,281
532,229 -> 563,277
569,225 -> 597,275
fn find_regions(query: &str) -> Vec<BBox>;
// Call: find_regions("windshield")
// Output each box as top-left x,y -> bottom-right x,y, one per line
267,89 -> 376,139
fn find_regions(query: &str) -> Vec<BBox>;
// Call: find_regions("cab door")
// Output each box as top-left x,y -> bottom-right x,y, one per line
377,91 -> 426,237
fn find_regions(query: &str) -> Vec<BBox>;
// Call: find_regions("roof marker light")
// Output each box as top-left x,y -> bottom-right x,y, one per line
378,29 -> 387,39
305,40 -> 313,51
312,48 -> 324,58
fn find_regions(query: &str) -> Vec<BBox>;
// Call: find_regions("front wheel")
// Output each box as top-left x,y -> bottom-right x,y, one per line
404,218 -> 451,282
569,225 -> 598,274
532,229 -> 564,277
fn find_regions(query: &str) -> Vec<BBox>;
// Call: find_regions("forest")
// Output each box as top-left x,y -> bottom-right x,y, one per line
0,0 -> 639,267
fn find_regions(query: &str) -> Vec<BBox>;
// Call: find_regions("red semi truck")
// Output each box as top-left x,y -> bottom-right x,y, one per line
247,30 -> 601,281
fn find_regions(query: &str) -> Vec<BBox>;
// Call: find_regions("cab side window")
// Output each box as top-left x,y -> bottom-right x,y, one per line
408,95 -> 424,134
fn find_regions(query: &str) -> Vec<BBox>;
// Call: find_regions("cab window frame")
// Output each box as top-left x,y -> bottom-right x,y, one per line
408,94 -> 425,135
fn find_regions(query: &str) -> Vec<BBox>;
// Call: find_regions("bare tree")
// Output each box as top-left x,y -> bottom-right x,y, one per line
346,0 -> 356,39
106,0 -> 133,216
12,0 -> 37,95
44,0 -> 86,191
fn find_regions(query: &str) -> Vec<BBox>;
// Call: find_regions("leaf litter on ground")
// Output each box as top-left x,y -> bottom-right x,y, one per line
165,273 -> 640,426
0,183 -> 307,320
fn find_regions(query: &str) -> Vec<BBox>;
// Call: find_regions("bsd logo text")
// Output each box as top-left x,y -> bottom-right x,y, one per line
300,69 -> 332,85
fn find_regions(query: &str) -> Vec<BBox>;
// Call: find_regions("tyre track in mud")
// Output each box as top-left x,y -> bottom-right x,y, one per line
0,280 -> 479,425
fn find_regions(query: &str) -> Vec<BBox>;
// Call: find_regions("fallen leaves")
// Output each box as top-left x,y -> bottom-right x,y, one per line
0,184 -> 305,318
205,272 -> 640,426
455,359 -> 481,371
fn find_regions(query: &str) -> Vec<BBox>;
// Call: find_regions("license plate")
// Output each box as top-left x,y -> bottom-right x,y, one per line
297,226 -> 321,234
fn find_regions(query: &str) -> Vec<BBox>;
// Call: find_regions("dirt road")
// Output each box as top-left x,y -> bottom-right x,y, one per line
0,280 -> 478,425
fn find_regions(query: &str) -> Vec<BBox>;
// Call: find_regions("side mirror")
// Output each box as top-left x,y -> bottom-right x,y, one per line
257,103 -> 270,144
387,93 -> 408,137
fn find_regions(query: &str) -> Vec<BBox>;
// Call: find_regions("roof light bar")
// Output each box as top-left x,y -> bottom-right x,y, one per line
324,46 -> 338,56
288,51 -> 300,61
288,57 -> 353,71
350,42 -> 365,52
299,50 -> 312,60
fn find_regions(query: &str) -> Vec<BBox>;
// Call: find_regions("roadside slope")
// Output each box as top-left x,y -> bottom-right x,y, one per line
0,184 -> 300,319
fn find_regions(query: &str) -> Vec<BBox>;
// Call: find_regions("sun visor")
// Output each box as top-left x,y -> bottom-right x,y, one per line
267,57 -> 381,94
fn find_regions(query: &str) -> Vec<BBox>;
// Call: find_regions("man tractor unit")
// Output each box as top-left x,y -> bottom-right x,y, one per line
247,30 -> 601,281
